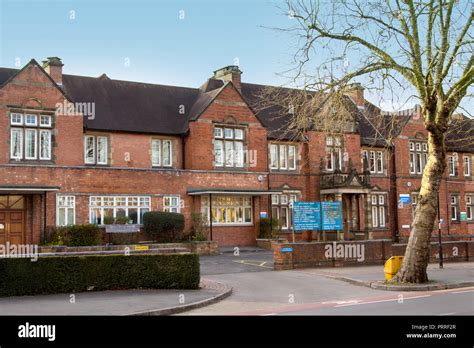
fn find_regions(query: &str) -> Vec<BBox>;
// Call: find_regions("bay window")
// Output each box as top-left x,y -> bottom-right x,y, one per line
201,196 -> 252,225
89,196 -> 150,225
9,112 -> 52,161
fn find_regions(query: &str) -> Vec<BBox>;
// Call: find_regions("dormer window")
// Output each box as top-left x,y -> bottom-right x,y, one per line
214,126 -> 245,168
9,112 -> 52,161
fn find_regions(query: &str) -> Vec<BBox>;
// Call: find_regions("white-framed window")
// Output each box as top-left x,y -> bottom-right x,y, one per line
270,144 -> 278,169
463,156 -> 471,177
369,151 -> 376,173
326,136 -> 342,171
89,195 -> 151,225
269,143 -> 297,171
214,126 -> 245,168
371,193 -> 387,228
84,135 -> 108,165
466,194 -> 473,221
409,141 -> 428,174
466,193 -> 474,221
9,112 -> 52,161
376,151 -> 384,173
163,195 -> 181,213
56,195 -> 75,226
10,113 -> 23,125
25,114 -> 37,126
40,115 -> 52,127
151,139 -> 173,167
272,193 -> 299,229
450,194 -> 459,221
448,155 -> 458,176
201,196 -> 252,225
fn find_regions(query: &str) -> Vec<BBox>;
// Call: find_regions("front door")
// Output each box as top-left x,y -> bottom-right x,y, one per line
0,210 -> 25,245
0,195 -> 26,245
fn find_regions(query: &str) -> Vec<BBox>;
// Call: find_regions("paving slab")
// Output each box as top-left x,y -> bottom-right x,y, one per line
0,279 -> 231,315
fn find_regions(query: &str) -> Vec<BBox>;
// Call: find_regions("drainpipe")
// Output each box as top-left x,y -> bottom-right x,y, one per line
209,193 -> 213,241
390,145 -> 399,242
43,193 -> 47,239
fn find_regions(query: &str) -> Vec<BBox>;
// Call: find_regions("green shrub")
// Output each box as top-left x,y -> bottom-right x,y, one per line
191,212 -> 209,241
109,232 -> 140,245
143,212 -> 185,243
61,224 -> 103,246
259,217 -> 281,239
40,226 -> 64,246
0,254 -> 200,297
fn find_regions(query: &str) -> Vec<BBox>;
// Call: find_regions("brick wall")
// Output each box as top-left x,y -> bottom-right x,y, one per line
273,240 -> 474,270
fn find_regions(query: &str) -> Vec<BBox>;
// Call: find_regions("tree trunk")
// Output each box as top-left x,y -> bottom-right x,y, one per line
397,128 -> 447,283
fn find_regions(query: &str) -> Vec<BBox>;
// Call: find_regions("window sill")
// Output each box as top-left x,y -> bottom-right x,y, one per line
208,223 -> 253,227
9,160 -> 55,165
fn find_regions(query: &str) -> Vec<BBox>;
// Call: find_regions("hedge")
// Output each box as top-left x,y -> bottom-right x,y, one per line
143,211 -> 185,242
0,254 -> 200,297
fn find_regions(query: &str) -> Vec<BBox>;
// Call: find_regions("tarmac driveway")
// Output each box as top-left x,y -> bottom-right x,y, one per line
200,247 -> 274,275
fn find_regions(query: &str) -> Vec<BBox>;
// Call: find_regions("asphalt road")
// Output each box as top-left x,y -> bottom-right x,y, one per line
189,251 -> 474,316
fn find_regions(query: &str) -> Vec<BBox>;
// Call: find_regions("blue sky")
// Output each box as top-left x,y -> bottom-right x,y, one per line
0,0 -> 293,87
0,0 -> 470,113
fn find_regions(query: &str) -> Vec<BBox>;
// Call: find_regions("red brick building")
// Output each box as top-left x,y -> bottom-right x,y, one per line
0,58 -> 472,246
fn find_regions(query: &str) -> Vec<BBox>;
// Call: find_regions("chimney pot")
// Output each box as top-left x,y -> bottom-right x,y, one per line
213,65 -> 242,92
42,57 -> 64,86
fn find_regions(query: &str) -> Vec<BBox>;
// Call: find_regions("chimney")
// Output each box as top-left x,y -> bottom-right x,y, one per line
343,82 -> 365,108
42,57 -> 64,86
213,65 -> 242,92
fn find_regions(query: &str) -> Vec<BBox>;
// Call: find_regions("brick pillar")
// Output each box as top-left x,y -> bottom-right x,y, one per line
352,195 -> 357,230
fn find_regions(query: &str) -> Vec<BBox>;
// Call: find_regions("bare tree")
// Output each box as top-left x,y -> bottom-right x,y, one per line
262,0 -> 472,283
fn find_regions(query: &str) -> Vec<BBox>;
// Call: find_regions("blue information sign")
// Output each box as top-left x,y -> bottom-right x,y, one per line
321,202 -> 343,231
292,202 -> 321,231
399,194 -> 411,205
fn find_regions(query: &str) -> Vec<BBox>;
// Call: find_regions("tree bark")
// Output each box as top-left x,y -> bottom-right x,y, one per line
397,124 -> 447,283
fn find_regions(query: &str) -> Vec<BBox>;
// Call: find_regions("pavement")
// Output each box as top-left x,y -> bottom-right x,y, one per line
1,247 -> 473,315
303,262 -> 474,291
183,251 -> 474,315
0,278 -> 231,316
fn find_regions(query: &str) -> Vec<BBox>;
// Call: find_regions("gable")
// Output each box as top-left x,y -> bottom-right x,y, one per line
193,82 -> 266,128
0,60 -> 70,109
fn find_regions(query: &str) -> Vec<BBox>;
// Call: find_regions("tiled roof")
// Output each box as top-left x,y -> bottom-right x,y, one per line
0,66 -> 472,152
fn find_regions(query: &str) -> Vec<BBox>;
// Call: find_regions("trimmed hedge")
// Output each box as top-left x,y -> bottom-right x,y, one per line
62,224 -> 103,246
143,211 -> 185,242
0,254 -> 200,297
